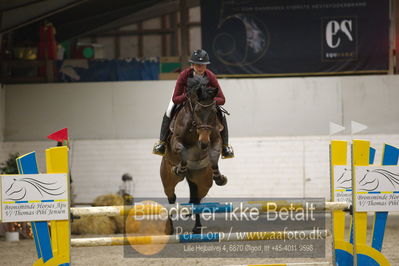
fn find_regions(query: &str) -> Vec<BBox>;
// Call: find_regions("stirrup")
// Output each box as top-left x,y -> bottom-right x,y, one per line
221,145 -> 234,159
152,141 -> 166,156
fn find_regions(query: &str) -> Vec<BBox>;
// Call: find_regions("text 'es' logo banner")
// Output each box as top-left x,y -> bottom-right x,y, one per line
322,17 -> 357,62
201,0 -> 389,76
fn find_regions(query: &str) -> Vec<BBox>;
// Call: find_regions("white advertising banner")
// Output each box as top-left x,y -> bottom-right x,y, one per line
355,166 -> 399,212
1,174 -> 68,222
333,165 -> 352,203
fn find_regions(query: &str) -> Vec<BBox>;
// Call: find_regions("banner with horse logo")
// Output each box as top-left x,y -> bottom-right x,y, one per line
355,166 -> 399,212
201,0 -> 389,76
1,173 -> 68,222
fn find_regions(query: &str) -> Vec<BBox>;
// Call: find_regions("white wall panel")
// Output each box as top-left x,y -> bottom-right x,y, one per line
210,137 -> 304,198
342,75 -> 399,134
5,75 -> 399,141
5,81 -> 171,141
222,77 -> 343,137
0,141 -> 51,173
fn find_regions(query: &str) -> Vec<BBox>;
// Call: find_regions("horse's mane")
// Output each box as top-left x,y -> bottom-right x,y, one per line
187,75 -> 218,103
198,85 -> 218,102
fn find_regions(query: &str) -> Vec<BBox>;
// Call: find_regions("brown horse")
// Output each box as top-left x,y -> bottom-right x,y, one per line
160,84 -> 228,233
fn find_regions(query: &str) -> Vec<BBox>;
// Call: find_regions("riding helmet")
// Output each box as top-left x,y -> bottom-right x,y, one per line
189,49 -> 210,65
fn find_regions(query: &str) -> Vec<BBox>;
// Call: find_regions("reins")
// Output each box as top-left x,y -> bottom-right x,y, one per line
196,100 -> 216,108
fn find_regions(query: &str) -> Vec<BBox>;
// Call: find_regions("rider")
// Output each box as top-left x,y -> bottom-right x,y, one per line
152,49 -> 234,159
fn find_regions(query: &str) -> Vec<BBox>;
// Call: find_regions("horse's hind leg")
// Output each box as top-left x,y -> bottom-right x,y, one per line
209,147 -> 228,186
211,165 -> 227,186
187,179 -> 203,234
209,149 -> 227,186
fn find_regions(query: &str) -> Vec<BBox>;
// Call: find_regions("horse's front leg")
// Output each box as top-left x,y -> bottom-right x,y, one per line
171,137 -> 188,179
209,144 -> 228,186
187,180 -> 203,234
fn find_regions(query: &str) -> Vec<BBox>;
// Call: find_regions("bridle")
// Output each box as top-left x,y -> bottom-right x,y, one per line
186,96 -> 216,132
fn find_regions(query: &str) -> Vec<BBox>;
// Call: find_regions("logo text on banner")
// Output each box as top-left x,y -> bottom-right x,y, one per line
355,166 -> 399,212
1,173 -> 68,222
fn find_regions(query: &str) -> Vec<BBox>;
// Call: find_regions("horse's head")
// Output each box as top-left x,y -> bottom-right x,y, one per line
193,101 -> 217,150
192,86 -> 220,150
186,76 -> 221,150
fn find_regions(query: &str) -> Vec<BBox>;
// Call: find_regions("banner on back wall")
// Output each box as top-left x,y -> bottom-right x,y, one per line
201,0 -> 390,77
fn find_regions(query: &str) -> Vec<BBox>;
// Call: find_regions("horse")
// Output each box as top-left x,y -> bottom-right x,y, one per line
160,80 -> 228,233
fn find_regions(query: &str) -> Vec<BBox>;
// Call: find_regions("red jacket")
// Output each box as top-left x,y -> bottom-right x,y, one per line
172,68 -> 225,105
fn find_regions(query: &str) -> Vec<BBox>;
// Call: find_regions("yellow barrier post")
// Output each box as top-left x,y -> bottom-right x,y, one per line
330,140 -> 353,264
45,146 -> 71,265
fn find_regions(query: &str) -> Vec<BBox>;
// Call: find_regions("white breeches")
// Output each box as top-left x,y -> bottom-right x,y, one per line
166,99 -> 175,118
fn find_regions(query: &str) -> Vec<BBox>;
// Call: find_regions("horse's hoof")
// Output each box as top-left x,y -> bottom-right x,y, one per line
172,166 -> 186,181
213,175 -> 227,186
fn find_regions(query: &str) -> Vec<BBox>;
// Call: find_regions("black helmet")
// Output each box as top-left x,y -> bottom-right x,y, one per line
189,49 -> 210,65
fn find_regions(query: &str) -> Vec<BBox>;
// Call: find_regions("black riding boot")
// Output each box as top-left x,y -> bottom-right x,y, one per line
153,114 -> 171,156
220,115 -> 234,159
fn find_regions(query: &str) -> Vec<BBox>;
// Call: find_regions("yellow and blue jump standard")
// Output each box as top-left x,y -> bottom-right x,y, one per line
16,147 -> 71,266
330,140 -> 352,266
331,140 -> 395,266
16,152 -> 53,265
348,145 -> 376,245
351,140 -> 391,266
372,144 -> 399,252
